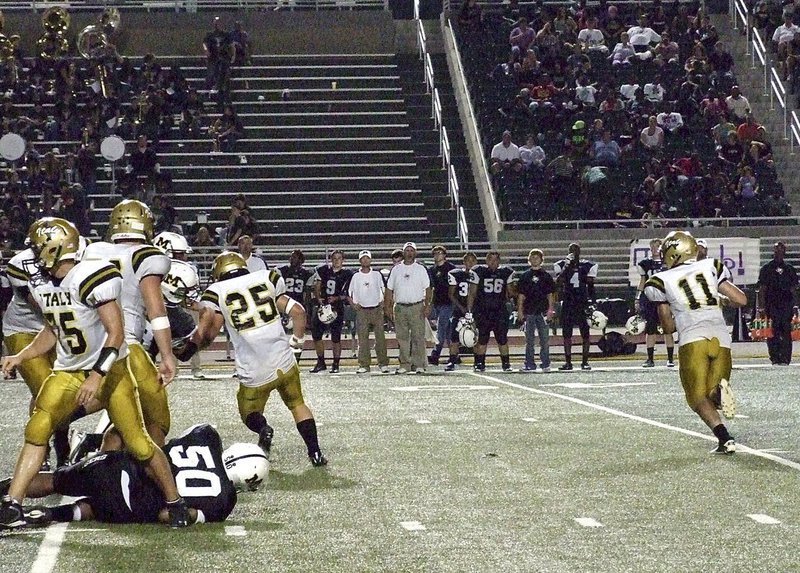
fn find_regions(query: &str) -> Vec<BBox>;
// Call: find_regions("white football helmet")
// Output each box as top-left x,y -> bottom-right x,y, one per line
161,260 -> 201,308
153,231 -> 193,259
587,309 -> 608,330
456,317 -> 477,348
317,303 -> 337,325
222,443 -> 270,492
625,314 -> 646,335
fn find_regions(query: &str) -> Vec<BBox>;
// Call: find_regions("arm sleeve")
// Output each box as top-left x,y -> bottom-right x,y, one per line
447,271 -> 457,287
200,287 -> 222,313
83,271 -> 123,307
132,247 -> 171,280
5,262 -> 30,288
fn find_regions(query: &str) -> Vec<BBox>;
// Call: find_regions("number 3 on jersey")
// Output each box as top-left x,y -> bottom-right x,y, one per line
225,283 -> 279,332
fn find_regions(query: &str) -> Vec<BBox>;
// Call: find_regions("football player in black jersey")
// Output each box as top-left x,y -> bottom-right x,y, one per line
554,243 -> 598,371
444,252 -> 478,371
635,238 -> 675,367
3,424 -> 236,526
310,250 -> 353,374
428,246 -> 457,366
467,251 -> 516,372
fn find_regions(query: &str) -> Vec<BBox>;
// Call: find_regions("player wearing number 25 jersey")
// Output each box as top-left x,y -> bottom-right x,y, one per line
645,231 -> 747,455
184,252 -> 328,467
15,424 -> 236,525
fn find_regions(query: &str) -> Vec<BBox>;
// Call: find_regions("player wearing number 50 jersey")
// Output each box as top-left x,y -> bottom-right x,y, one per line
182,251 -> 328,467
5,424 -> 236,526
0,218 -> 189,530
645,231 -> 747,455
82,200 -> 176,448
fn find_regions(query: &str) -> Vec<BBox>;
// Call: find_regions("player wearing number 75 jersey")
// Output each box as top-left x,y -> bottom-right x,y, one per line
645,231 -> 748,455
180,251 -> 328,467
2,424 -> 237,526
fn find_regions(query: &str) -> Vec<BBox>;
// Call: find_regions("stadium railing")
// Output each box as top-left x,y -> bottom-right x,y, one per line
416,15 -> 470,248
2,0 -> 389,12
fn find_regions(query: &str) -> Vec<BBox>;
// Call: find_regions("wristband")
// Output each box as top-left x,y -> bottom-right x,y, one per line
194,510 -> 206,524
151,315 -> 170,331
92,347 -> 119,377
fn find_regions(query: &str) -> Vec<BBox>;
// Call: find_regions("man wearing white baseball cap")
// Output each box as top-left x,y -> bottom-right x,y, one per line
347,251 -> 389,374
385,242 -> 431,374
696,239 -> 708,261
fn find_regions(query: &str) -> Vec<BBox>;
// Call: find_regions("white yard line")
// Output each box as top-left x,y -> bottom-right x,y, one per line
747,514 -> 781,525
29,523 -> 68,573
416,419 -> 432,424
400,521 -> 426,531
224,525 -> 247,537
470,372 -> 800,473
574,517 -> 604,528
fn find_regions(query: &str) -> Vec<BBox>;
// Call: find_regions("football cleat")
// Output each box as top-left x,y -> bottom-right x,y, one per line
666,361 -> 675,368
24,507 -> 53,529
329,364 -> 340,374
108,199 -> 155,242
540,366 -> 551,373
502,363 -> 514,372
520,365 -> 537,372
68,432 -> 104,465
257,425 -> 275,457
581,362 -> 592,371
310,362 -> 327,373
719,379 -> 736,419
211,251 -> 248,282
0,496 -> 25,530
558,363 -> 573,371
710,439 -> 736,454
642,360 -> 655,368
356,367 -> 369,374
444,362 -> 456,372
395,368 -> 411,375
309,451 -> 328,467
473,364 -> 485,372
166,497 -> 190,528
379,365 -> 390,374
660,230 -> 698,269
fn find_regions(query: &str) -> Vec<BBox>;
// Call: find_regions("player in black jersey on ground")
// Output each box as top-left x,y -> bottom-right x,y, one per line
635,238 -> 675,367
444,252 -> 478,371
467,251 -> 516,372
309,250 -> 353,374
554,243 -> 598,371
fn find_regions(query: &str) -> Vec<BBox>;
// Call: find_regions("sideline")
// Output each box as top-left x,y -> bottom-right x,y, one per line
29,523 -> 68,573
469,372 -> 800,473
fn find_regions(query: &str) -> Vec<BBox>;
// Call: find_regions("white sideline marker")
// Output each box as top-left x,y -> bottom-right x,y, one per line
29,523 -> 69,573
225,525 -> 248,537
400,521 -> 426,531
574,517 -> 604,528
747,514 -> 781,525
522,417 -> 538,422
416,419 -> 432,424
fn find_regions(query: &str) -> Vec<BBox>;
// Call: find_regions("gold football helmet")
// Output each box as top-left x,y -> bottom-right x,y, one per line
660,231 -> 698,269
28,217 -> 81,271
211,251 -> 248,282
108,199 -> 154,242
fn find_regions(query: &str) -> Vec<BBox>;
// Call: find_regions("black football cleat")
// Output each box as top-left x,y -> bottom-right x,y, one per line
473,364 -> 485,372
258,425 -> 275,457
558,363 -> 573,371
329,363 -> 340,374
581,362 -> 592,371
309,451 -> 328,467
444,362 -> 457,372
427,355 -> 439,366
68,432 -> 104,465
166,497 -> 190,528
710,439 -> 736,455
24,507 -> 53,529
0,496 -> 25,530
642,360 -> 655,368
309,362 -> 327,373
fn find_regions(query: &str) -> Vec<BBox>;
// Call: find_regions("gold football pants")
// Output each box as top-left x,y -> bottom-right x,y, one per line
4,332 -> 56,397
127,343 -> 171,435
678,338 -> 732,410
25,356 -> 156,461
237,364 -> 305,423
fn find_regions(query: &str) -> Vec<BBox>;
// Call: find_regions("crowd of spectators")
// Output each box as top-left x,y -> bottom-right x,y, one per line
0,17 -> 251,249
458,0 -> 792,225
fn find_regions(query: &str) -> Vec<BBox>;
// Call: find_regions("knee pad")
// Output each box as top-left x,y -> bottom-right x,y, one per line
24,410 -> 55,446
124,432 -> 156,462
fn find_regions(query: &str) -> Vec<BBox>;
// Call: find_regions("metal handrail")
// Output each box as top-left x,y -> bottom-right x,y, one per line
424,53 -> 435,95
448,163 -> 460,209
734,0 -> 751,55
441,125 -> 451,170
458,206 -> 469,248
416,17 -> 426,61
791,111 -> 800,155
769,68 -> 789,140
433,87 -> 442,127
445,20 -> 502,224
752,28 -> 768,95
10,0 -> 390,11
503,215 -> 800,229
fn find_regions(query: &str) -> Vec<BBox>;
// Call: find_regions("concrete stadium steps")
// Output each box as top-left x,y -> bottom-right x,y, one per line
146,150 -> 416,165
199,87 -> 405,100
201,111 -> 409,126
132,163 -> 419,178
189,77 -> 403,90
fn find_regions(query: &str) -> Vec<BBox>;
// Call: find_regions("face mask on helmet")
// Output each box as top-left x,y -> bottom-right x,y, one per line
27,217 -> 81,273
456,317 -> 477,348
161,260 -> 201,308
222,443 -> 269,492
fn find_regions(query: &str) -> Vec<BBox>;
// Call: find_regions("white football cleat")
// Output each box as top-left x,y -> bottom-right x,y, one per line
719,379 -> 736,419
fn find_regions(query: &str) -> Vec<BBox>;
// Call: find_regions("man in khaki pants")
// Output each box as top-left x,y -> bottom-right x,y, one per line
348,250 -> 389,374
385,242 -> 431,374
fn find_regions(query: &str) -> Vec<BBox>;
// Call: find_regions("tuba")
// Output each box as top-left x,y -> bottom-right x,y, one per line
0,33 -> 19,86
77,24 -> 112,98
99,7 -> 121,36
36,7 -> 71,60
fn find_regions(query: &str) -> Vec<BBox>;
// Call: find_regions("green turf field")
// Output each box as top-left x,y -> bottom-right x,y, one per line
2,360 -> 800,573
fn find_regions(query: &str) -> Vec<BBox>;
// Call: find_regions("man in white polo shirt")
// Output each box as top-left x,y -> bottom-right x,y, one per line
237,235 -> 267,272
385,242 -> 431,374
490,131 -> 523,176
348,250 -> 389,374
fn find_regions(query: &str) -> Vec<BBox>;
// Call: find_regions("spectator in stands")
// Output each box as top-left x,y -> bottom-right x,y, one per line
458,0 -> 484,31
672,151 -> 704,183
203,17 -> 234,106
711,113 -> 736,145
725,85 -> 751,124
737,113 -> 762,146
552,7 -> 578,43
578,17 -> 608,54
656,104 -> 684,134
180,88 -> 204,138
229,21 -> 252,66
227,209 -> 257,246
708,41 -> 735,90
737,166 -> 758,201
210,104 -> 244,153
529,74 -> 560,113
237,234 -> 267,272
718,131 -> 744,168
53,184 -> 91,236
653,32 -> 680,67
490,131 -> 523,176
520,134 -> 546,171
574,75 -> 598,107
610,32 -> 636,66
643,76 -> 666,103
192,226 -> 215,248
602,4 -> 625,45
153,194 -> 179,234
640,115 -> 665,151
591,130 -> 622,167
509,17 -> 536,59
773,14 -> 800,73
628,14 -> 661,50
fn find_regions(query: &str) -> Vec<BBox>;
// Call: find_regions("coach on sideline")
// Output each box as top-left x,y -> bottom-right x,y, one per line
385,242 -> 431,374
348,250 -> 389,374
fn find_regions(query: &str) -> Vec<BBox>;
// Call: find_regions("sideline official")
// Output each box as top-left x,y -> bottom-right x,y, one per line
348,250 -> 389,374
757,241 -> 798,365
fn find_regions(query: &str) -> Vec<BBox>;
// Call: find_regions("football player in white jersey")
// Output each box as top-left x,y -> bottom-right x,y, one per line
82,200 -> 176,447
644,231 -> 747,454
2,248 -> 68,465
178,251 -> 328,466
0,218 -> 189,530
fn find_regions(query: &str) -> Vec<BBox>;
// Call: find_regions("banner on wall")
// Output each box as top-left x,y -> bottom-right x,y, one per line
628,237 -> 761,287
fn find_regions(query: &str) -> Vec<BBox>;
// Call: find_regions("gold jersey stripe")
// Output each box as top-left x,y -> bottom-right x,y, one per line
79,265 -> 122,304
131,246 -> 165,274
269,269 -> 281,286
201,289 -> 220,307
6,263 -> 29,281
645,276 -> 665,293
714,259 -> 724,277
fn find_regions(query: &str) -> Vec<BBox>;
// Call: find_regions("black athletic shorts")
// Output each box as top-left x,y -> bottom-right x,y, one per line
475,307 -> 509,345
448,310 -> 466,343
561,300 -> 590,339
310,305 -> 345,343
53,452 -> 163,524
639,294 -> 661,335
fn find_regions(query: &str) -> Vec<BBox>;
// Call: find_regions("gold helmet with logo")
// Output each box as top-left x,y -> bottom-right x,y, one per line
108,199 -> 154,242
211,251 -> 248,282
660,231 -> 698,269
27,217 -> 81,271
